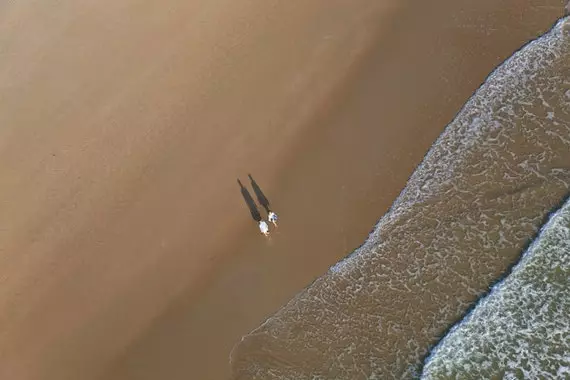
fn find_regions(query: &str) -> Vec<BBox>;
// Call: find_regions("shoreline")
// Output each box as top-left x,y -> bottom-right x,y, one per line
0,1 -> 565,380
230,14 -> 570,379
103,2 -> 565,380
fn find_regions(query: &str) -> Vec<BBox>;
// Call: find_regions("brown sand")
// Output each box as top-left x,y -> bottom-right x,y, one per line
0,1 -> 563,380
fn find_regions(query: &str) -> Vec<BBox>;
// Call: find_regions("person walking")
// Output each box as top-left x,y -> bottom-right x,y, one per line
268,211 -> 278,227
259,220 -> 270,236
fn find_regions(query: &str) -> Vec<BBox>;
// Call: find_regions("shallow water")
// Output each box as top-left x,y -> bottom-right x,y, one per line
230,17 -> 570,379
422,197 -> 570,379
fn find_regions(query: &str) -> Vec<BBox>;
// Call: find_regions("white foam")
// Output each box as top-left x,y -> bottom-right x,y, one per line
230,16 -> 570,380
422,200 -> 570,379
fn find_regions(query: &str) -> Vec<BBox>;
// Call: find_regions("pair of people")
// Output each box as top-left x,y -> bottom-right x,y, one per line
238,175 -> 278,236
259,211 -> 278,236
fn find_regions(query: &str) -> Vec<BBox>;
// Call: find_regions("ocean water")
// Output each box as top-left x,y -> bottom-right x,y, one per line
421,197 -> 570,379
230,16 -> 570,380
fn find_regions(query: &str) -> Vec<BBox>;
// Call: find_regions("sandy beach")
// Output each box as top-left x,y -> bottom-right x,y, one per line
0,1 -> 564,379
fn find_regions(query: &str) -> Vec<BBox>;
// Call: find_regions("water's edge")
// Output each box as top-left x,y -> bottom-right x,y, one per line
230,16 -> 570,380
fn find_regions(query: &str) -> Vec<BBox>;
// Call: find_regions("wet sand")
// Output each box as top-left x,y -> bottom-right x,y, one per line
0,1 -> 564,380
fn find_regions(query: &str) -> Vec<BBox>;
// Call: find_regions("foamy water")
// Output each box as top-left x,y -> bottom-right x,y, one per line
422,197 -> 570,379
230,17 -> 570,379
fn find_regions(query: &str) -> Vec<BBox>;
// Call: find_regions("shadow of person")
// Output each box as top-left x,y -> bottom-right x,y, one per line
248,174 -> 271,213
238,179 -> 261,222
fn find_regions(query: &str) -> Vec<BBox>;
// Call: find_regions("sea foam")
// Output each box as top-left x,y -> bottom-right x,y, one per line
230,17 -> 570,380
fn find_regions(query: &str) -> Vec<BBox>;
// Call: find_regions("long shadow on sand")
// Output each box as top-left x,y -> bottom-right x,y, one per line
248,174 -> 271,213
238,179 -> 261,222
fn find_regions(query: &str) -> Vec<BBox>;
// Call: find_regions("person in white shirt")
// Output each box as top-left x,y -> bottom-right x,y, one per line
268,211 -> 278,227
259,220 -> 270,236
